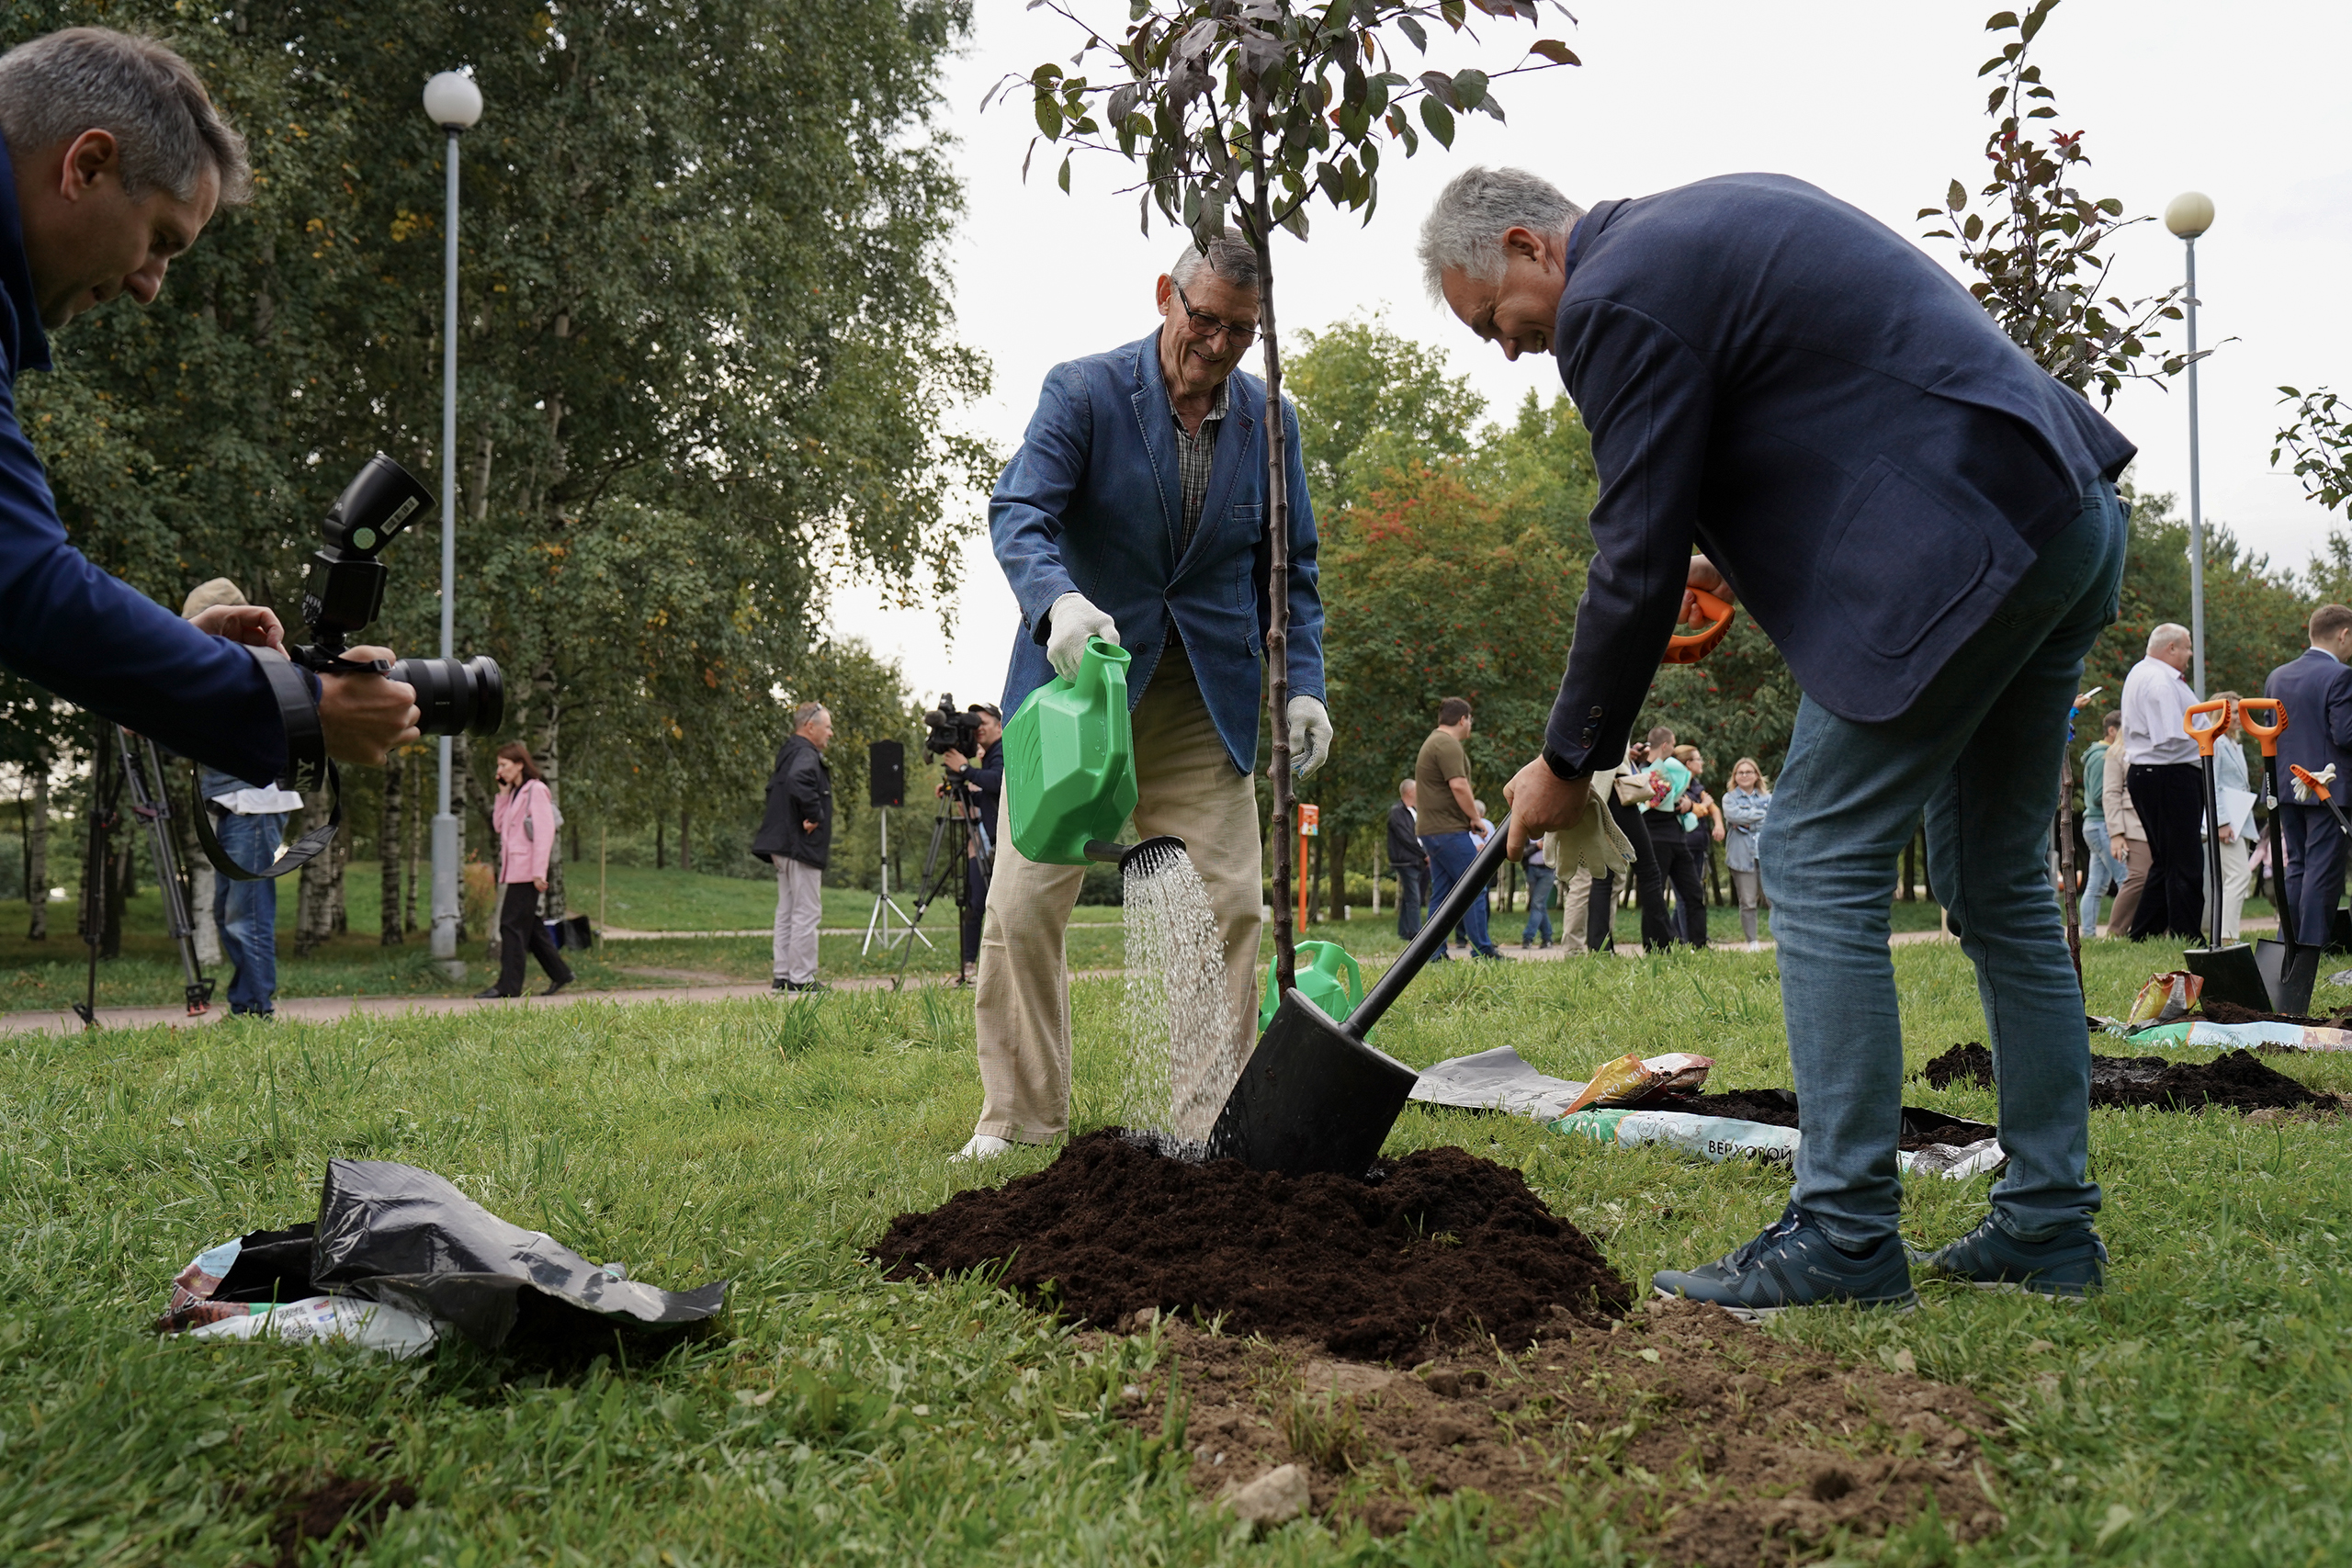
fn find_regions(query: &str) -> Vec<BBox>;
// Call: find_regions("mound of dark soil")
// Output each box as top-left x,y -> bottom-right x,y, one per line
868,1131 -> 1630,1360
1670,1089 -> 1995,1151
271,1476 -> 416,1568
2200,997 -> 2351,1029
1920,1041 -> 2336,1114
1130,1298 -> 2003,1562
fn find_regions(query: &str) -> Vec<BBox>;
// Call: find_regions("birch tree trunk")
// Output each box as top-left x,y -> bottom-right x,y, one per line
379,751 -> 403,944
25,763 -> 46,940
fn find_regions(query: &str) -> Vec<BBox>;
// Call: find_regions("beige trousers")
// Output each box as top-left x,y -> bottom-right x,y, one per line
972,650 -> 1262,1144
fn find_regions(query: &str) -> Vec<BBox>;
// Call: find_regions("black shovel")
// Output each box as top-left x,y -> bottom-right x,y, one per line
2238,699 -> 2321,1013
2181,699 -> 2274,1011
1205,816 -> 1520,1178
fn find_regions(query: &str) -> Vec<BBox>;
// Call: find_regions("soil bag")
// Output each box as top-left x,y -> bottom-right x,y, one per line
1408,1045 -> 1589,1120
1550,1102 -> 2005,1181
1561,1052 -> 1715,1114
313,1159 -> 729,1350
2126,971 -> 2203,1028
2119,1020 -> 2352,1052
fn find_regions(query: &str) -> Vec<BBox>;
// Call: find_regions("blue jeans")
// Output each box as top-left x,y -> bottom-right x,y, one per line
1421,831 -> 1495,955
210,810 -> 288,1015
2079,818 -> 2123,931
1521,863 -> 1556,943
1393,861 -> 1429,940
1762,482 -> 2125,1247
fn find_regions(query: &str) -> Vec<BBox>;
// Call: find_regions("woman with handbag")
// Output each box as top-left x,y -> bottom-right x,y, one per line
476,741 -> 576,999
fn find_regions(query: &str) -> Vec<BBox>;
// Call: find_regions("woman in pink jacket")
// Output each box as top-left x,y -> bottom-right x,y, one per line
477,742 -> 576,998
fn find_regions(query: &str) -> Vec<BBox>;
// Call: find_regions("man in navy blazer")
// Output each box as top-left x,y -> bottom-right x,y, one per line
956,231 -> 1329,1162
2263,605 -> 2352,943
1425,167 -> 2133,1314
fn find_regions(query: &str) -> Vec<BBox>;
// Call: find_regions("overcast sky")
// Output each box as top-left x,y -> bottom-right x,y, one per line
826,0 -> 2352,714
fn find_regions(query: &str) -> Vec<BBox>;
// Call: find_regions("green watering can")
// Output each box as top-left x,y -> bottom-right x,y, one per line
1003,637 -> 1140,866
1257,941 -> 1368,1037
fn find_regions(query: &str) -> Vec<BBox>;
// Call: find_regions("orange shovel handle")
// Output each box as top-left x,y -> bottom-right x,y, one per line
1663,589 -> 1735,666
2237,697 -> 2287,755
2183,698 -> 2232,758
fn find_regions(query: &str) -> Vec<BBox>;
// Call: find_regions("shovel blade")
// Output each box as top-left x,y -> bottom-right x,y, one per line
2184,942 -> 2272,1013
1204,988 -> 1419,1179
2254,938 -> 2323,1016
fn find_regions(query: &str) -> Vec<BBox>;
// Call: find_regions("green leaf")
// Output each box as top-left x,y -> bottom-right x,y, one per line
2096,197 -> 2122,216
1035,94 -> 1064,139
1057,152 -> 1072,194
1396,14 -> 1427,51
1419,70 -> 1460,109
1985,10 -> 2020,30
1419,97 -> 1454,148
1529,39 -> 1580,65
1947,179 -> 1968,213
1452,68 -> 1489,109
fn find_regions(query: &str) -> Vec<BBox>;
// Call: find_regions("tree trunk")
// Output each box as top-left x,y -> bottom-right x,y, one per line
25,762 -> 46,940
1327,824 -> 1347,921
679,806 -> 692,874
379,751 -> 403,944
1246,166 -> 1295,992
102,839 -> 130,960
536,679 -> 565,919
402,770 -> 419,935
294,792 -> 344,955
655,814 -> 665,871
459,736 -> 488,948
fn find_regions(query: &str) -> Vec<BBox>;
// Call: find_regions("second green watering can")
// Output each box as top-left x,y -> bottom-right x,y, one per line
1003,637 -> 1139,866
1258,941 -> 1368,1038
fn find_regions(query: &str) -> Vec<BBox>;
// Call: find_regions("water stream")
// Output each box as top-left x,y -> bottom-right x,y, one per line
1117,840 -> 1244,1157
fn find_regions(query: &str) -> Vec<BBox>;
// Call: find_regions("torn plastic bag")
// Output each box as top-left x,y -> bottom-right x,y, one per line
2126,971 -> 2203,1028
1551,1104 -> 2004,1181
2117,1019 -> 2352,1052
1409,1046 -> 1589,1120
1561,1051 -> 1715,1114
313,1159 -> 728,1350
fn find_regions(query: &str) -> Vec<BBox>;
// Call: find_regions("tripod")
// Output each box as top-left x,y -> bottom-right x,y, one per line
76,723 -> 216,1027
860,805 -> 931,957
893,788 -> 994,990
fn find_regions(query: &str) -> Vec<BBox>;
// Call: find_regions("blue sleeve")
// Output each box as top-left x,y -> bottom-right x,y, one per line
964,742 -> 1003,794
1542,300 -> 1714,774
988,363 -> 1093,647
2329,667 -> 2352,756
0,376 -> 288,785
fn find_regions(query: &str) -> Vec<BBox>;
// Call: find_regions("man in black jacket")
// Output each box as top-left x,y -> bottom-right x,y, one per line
1386,779 -> 1427,939
941,703 -> 1003,977
1425,166 -> 2132,1316
752,703 -> 833,992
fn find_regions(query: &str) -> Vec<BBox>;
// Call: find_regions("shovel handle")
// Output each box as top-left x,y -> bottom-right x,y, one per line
2184,699 -> 2232,758
1662,589 -> 1735,666
2237,697 -> 2286,755
1351,815 -> 1514,1039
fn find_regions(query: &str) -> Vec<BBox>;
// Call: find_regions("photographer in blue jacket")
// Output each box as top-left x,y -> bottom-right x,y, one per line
957,231 -> 1329,1162
0,29 -> 418,796
1426,167 -> 2133,1314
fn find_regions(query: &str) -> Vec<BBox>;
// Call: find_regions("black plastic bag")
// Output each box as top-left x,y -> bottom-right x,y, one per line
312,1159 -> 728,1350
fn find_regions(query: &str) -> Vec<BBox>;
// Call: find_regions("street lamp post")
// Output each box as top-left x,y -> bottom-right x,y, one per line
2166,190 -> 2215,700
424,71 -> 483,976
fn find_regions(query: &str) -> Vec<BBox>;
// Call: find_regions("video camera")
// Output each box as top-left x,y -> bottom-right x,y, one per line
922,694 -> 986,759
196,454 -> 503,882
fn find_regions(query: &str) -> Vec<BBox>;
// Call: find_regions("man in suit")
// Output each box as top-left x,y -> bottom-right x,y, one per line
1423,167 -> 2133,1314
2263,604 -> 2352,945
957,231 -> 1331,1162
1387,779 -> 1429,940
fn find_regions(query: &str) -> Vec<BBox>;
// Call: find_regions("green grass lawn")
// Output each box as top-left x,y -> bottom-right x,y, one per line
2,939 -> 2346,1562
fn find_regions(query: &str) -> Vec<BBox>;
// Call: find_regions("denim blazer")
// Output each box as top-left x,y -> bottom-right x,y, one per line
989,332 -> 1325,774
1723,786 -> 1770,873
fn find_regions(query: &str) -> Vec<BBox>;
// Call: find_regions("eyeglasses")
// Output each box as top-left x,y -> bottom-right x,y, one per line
1173,280 -> 1258,349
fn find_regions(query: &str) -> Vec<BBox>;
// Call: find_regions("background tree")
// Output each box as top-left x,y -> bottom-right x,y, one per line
1017,0 -> 1576,984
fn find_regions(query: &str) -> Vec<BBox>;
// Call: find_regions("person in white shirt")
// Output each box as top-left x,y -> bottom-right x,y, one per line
2118,623 -> 2201,940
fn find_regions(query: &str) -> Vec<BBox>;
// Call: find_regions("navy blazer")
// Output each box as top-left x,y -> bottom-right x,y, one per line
989,333 -> 1324,775
1543,175 -> 2136,775
0,139 -> 295,787
2263,648 -> 2352,783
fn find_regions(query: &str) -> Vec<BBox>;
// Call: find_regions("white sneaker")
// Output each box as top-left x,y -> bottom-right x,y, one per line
950,1134 -> 1014,1163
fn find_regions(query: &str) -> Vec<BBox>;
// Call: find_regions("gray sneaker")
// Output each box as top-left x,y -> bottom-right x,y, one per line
1912,1216 -> 2106,1299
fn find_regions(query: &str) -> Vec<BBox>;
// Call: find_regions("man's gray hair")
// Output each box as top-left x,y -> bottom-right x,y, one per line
1418,165 -> 1584,302
1169,228 -> 1260,293
0,28 -> 252,205
2148,622 -> 2191,655
793,702 -> 829,731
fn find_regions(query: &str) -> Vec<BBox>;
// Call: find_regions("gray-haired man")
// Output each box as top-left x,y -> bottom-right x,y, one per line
2119,622 -> 2200,940
752,703 -> 834,992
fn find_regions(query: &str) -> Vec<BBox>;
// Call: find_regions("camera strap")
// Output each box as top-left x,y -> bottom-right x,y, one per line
190,650 -> 343,882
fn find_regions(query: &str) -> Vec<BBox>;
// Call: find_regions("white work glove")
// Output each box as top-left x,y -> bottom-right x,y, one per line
1554,765 -> 1637,878
1045,592 -> 1119,682
1285,694 -> 1332,777
2293,763 -> 2337,804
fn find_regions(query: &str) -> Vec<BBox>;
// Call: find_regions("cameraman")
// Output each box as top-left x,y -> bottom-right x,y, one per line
0,29 -> 418,799
939,704 -> 1002,979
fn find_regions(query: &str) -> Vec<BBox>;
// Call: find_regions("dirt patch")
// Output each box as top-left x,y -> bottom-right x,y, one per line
1124,1299 -> 2002,1562
1920,1041 -> 2337,1114
2199,997 -> 2352,1029
869,1131 -> 1631,1361
270,1475 -> 417,1567
1670,1089 -> 1996,1152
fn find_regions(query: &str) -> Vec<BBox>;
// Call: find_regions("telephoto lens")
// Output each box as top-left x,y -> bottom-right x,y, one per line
389,654 -> 503,736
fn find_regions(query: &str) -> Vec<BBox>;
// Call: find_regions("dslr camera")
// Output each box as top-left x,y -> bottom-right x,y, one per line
922,694 -> 985,759
292,453 -> 503,739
